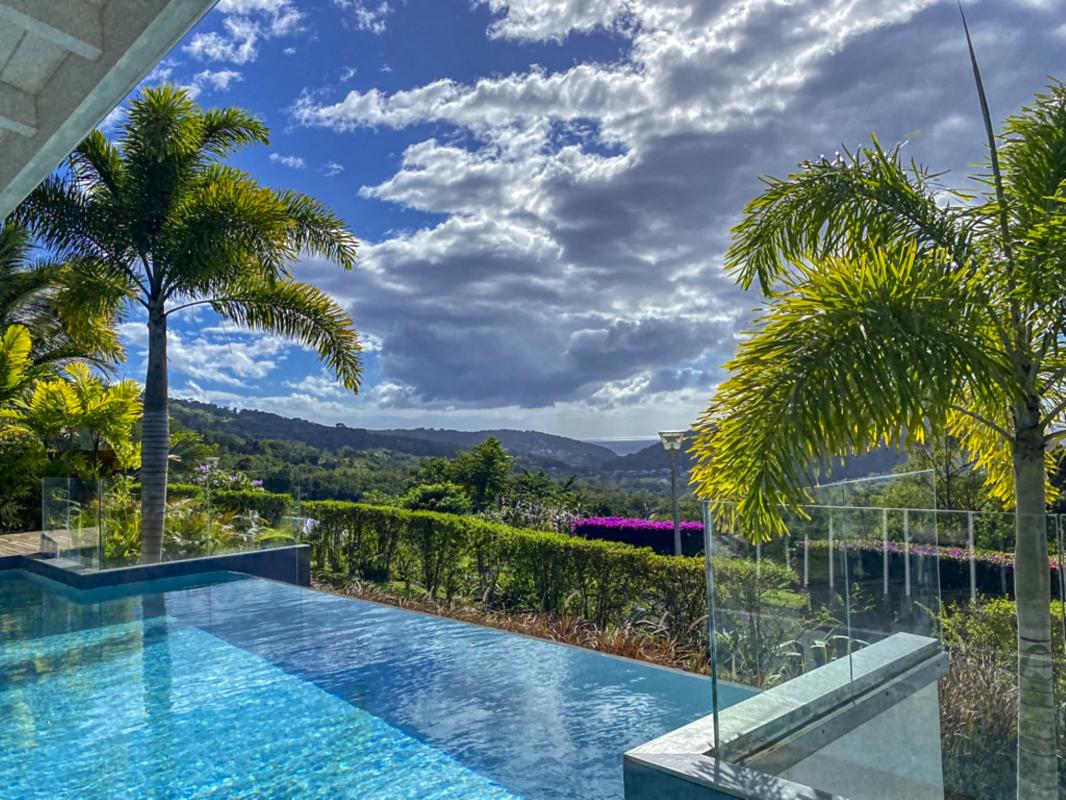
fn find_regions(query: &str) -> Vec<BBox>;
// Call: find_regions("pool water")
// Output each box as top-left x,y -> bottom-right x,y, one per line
0,570 -> 753,799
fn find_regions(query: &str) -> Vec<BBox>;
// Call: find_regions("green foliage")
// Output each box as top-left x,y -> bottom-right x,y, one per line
94,477 -> 295,566
449,436 -> 514,510
938,598 -> 1066,796
302,500 -> 793,637
167,429 -> 217,479
213,489 -> 292,525
400,482 -> 471,514
0,362 -> 141,478
694,82 -> 1066,532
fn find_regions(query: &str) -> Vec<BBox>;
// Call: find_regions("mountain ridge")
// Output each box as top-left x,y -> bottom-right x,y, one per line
170,399 -> 905,480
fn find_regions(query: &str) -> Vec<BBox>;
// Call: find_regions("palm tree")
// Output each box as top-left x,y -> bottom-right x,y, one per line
691,50 -> 1065,800
15,86 -> 361,563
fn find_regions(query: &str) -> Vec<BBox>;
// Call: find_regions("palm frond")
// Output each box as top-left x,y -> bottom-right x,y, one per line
200,107 -> 269,158
276,190 -> 359,269
209,279 -> 362,390
728,138 -> 972,294
691,242 -> 1008,538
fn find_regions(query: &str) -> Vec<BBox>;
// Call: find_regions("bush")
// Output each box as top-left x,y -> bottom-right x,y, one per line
571,516 -> 704,556
302,501 -> 794,637
213,489 -> 292,525
400,482 -> 471,514
939,599 -> 1066,797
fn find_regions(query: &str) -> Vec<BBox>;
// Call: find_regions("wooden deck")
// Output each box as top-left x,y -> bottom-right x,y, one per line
0,529 -> 97,558
0,531 -> 47,557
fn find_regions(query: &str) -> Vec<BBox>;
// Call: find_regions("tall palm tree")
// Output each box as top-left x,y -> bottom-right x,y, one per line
692,55 -> 1065,800
15,86 -> 361,563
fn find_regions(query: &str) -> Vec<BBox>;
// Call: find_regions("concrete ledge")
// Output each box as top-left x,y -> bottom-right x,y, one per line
625,632 -> 947,799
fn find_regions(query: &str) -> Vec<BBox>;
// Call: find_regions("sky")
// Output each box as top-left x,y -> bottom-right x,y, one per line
106,0 -> 1066,439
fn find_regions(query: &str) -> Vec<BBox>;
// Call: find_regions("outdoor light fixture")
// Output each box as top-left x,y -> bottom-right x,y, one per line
658,431 -> 687,556
658,430 -> 686,452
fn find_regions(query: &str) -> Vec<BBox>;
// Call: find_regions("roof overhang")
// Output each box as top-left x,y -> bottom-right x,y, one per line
0,0 -> 218,218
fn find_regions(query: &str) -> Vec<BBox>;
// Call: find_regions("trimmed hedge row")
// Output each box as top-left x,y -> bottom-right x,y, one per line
302,500 -> 794,635
133,483 -> 294,524
213,490 -> 292,524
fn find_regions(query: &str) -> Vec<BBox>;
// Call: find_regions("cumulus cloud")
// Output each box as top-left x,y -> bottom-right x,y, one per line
276,1 -> 1066,434
333,1 -> 394,34
187,0 -> 303,64
120,323 -> 292,389
269,152 -> 307,169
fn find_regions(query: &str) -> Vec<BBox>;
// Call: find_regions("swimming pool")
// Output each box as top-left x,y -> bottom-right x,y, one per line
0,569 -> 753,799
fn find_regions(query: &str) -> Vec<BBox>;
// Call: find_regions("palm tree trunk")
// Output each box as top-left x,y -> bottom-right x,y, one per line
1012,405 -> 1057,798
139,310 -> 168,563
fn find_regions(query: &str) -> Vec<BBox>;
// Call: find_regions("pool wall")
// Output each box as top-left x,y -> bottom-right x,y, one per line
0,542 -> 310,590
624,632 -> 947,799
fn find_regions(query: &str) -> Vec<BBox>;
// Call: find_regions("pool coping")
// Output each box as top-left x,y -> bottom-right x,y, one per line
624,632 -> 948,799
0,544 -> 310,590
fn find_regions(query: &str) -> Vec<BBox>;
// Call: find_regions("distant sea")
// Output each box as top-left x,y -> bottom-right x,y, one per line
584,438 -> 658,456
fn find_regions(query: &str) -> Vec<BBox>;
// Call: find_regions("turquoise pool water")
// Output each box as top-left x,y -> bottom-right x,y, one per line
0,570 -> 753,799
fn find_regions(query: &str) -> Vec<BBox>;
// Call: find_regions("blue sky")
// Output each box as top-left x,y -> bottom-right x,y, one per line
107,0 -> 1066,438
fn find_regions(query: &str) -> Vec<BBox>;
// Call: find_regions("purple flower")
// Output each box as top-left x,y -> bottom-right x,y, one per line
572,516 -> 704,534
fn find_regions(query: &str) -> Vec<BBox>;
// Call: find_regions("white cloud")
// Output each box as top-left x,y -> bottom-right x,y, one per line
194,68 -> 243,92
322,161 -> 345,177
119,323 -> 291,389
333,0 -> 394,34
276,1 -> 1065,434
269,152 -> 307,169
475,0 -> 631,42
340,66 -> 357,82
186,0 -> 303,64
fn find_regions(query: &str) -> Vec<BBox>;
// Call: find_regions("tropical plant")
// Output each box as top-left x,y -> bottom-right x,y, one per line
14,86 -> 361,563
0,221 -> 120,371
0,362 -> 141,476
691,33 -> 1066,796
400,482 -> 472,514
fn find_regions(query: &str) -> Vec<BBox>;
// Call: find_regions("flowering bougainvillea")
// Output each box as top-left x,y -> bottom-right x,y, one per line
571,517 -> 704,555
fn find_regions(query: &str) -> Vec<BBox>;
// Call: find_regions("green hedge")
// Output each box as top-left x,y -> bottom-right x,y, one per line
302,501 -> 794,635
213,490 -> 292,524
129,483 -> 294,524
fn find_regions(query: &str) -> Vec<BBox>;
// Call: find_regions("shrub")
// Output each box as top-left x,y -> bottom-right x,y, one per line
302,500 -> 795,638
938,599 -> 1066,796
213,489 -> 292,525
400,482 -> 471,514
571,516 -> 705,555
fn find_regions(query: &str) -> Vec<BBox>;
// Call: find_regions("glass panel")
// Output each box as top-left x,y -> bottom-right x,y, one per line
37,476 -> 299,572
41,477 -> 104,568
706,470 -> 943,770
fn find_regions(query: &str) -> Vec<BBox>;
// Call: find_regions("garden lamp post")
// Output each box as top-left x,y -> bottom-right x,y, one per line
204,457 -> 219,543
659,431 -> 686,556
